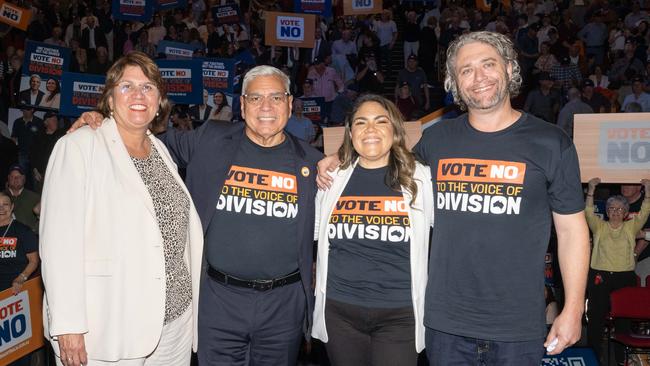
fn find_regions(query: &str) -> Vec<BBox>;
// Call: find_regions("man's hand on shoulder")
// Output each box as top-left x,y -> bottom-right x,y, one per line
316,155 -> 340,190
67,111 -> 104,133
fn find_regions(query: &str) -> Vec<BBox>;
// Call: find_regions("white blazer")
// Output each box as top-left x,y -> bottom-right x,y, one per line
312,160 -> 434,352
39,118 -> 204,361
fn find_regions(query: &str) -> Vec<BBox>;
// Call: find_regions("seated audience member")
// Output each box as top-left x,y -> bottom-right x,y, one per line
330,85 -> 359,126
397,54 -> 430,114
523,72 -> 561,124
581,79 -> 610,113
5,165 -> 40,232
622,76 -> 650,112
589,65 -> 609,89
396,81 -> 417,121
30,112 -> 64,193
356,52 -> 384,94
285,98 -> 315,142
557,87 -> 593,138
535,42 -> 559,74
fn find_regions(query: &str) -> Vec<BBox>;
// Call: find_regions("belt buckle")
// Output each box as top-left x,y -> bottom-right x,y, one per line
252,279 -> 274,291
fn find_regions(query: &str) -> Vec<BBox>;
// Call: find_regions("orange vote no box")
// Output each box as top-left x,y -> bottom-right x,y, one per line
0,0 -> 32,31
225,165 -> 298,194
0,277 -> 45,365
436,158 -> 526,184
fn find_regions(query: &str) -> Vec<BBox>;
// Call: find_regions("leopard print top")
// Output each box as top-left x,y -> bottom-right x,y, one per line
131,144 -> 191,324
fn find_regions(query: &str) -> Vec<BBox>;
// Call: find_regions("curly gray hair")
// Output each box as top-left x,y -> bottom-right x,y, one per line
444,31 -> 523,110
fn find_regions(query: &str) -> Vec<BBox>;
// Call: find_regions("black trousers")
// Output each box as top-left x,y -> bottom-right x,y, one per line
586,269 -> 637,362
324,298 -> 417,366
197,275 -> 306,366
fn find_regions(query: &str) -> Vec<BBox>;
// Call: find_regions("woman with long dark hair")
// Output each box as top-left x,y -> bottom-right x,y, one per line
312,94 -> 433,365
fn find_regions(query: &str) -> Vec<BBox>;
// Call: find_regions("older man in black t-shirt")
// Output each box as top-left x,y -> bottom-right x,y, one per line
162,66 -> 323,366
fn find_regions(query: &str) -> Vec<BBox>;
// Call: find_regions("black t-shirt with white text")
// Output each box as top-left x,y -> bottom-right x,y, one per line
206,135 -> 299,279
414,112 -> 584,341
327,166 -> 412,308
0,220 -> 38,290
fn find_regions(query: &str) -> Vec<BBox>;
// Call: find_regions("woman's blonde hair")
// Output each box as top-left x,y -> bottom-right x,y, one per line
97,51 -> 171,131
338,94 -> 418,205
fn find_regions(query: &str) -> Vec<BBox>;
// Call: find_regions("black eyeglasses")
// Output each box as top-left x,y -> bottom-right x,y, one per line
243,92 -> 290,106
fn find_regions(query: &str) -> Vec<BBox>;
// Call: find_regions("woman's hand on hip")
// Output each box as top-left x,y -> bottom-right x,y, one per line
59,333 -> 88,366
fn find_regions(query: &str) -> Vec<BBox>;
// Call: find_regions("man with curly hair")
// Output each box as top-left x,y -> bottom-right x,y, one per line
413,31 -> 590,365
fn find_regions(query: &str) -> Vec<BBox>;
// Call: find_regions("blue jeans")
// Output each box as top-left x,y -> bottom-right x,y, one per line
425,328 -> 545,366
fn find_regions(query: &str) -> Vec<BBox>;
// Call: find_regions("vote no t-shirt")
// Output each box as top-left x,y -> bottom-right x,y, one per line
414,112 -> 584,341
0,221 -> 38,290
206,135 -> 299,279
327,166 -> 412,308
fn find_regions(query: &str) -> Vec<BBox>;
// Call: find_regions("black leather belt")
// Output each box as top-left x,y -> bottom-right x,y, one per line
207,265 -> 301,291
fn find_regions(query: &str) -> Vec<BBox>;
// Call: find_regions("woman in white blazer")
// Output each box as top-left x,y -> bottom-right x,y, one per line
40,52 -> 203,366
312,94 -> 433,365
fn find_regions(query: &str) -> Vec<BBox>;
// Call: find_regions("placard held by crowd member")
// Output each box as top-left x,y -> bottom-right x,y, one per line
0,0 -> 32,31
0,278 -> 44,365
211,4 -> 241,25
59,72 -> 107,117
202,58 -> 241,94
156,40 -> 195,59
264,12 -> 315,48
156,59 -> 203,105
111,0 -> 154,22
300,96 -> 325,124
156,0 -> 186,11
294,0 -> 332,18
20,40 -> 71,111
574,113 -> 650,183
343,0 -> 383,15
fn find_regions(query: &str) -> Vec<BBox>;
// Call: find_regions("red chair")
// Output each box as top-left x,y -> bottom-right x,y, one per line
608,287 -> 650,365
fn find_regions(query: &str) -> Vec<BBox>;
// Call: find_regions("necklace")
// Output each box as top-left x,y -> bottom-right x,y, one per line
127,138 -> 152,159
1,219 -> 13,238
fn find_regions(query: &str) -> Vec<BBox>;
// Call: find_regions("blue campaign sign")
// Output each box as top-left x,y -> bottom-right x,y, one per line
299,97 -> 325,124
294,0 -> 332,17
22,40 -> 71,78
202,58 -> 238,94
59,72 -> 106,117
156,40 -> 195,59
211,4 -> 241,25
157,0 -> 186,11
541,348 -> 599,366
111,0 -> 154,22
156,59 -> 203,105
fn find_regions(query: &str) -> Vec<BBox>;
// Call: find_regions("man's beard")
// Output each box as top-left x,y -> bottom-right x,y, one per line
460,77 -> 509,111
